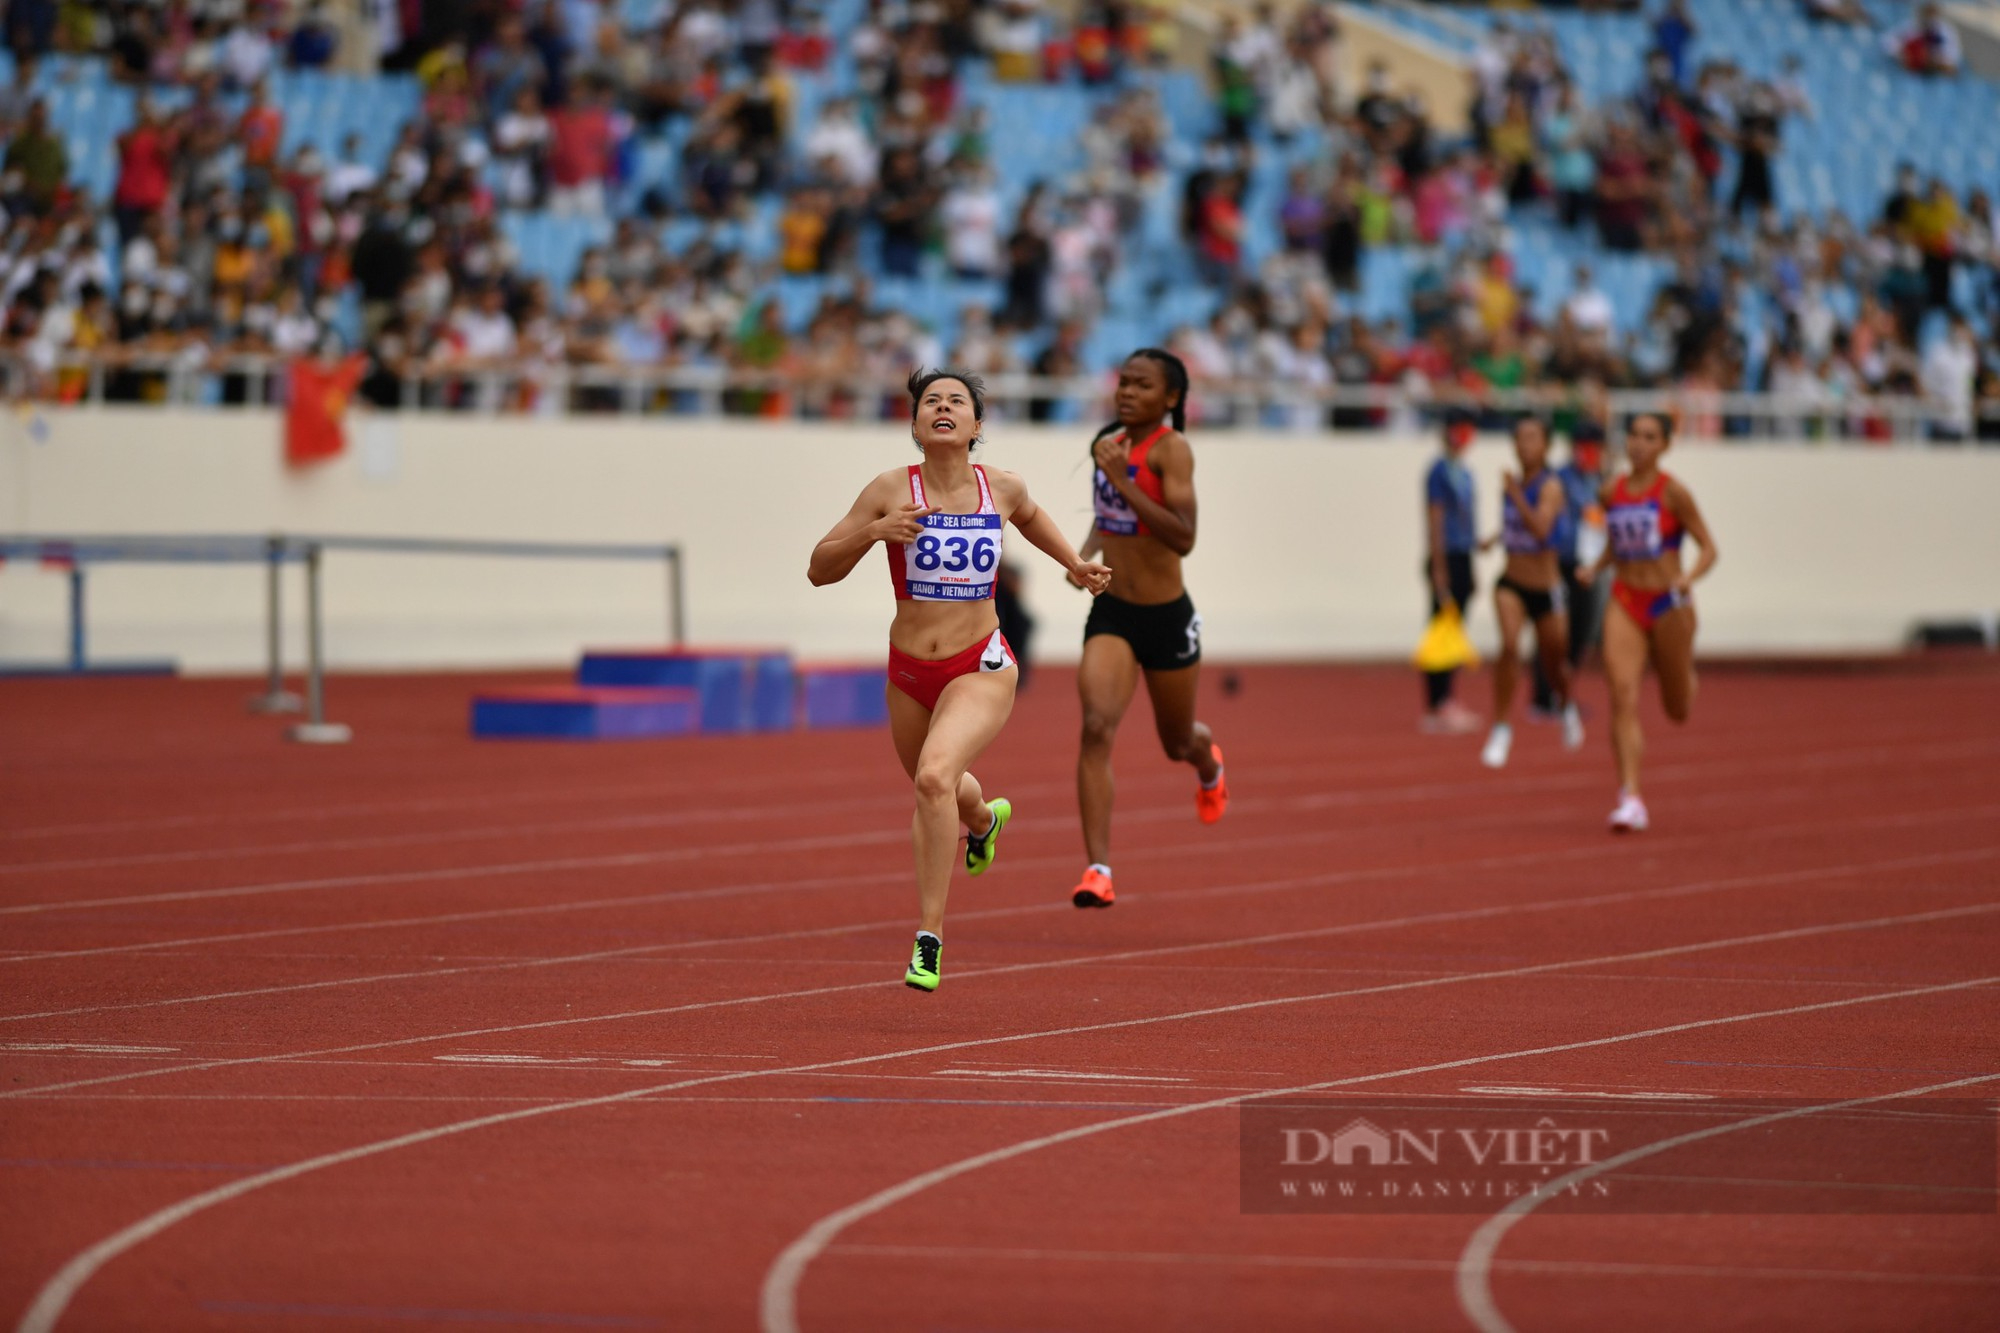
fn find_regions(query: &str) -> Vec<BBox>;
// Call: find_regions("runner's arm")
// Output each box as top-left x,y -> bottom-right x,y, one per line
808,472 -> 929,586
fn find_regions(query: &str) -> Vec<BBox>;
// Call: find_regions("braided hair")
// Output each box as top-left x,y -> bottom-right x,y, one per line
1093,347 -> 1190,447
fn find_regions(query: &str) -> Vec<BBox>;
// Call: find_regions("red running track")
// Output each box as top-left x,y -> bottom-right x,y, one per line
1,663 -> 1996,1333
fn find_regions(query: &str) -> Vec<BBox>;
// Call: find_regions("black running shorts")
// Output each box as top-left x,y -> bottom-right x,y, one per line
1084,591 -> 1203,672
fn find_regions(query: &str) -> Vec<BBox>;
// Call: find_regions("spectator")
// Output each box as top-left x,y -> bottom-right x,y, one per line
778,186 -> 830,275
725,55 -> 792,193
1213,19 -> 1260,143
475,16 -> 546,124
1000,203 -> 1052,329
1652,0 -> 1697,87
1322,168 -> 1363,292
3,99 -> 66,215
548,77 -> 615,216
221,13 -> 277,90
492,87 -> 552,210
1922,313 -> 1978,441
728,299 -> 792,414
988,1 -> 1044,83
1886,4 -> 1961,78
111,4 -> 159,84
270,285 -> 323,357
1278,167 -> 1325,253
1543,81 -> 1597,231
874,146 -> 932,279
0,55 -> 35,139
325,134 -> 380,208
5,0 -> 57,59
1907,177 -> 1961,310
237,80 -> 286,195
1731,80 -> 1782,220
1490,92 -> 1539,207
1594,121 -> 1652,252
112,98 -> 176,246
1194,172 -> 1245,286
452,284 -> 520,364
1773,54 -> 1816,121
940,166 -> 1004,280
288,1 -> 341,70
1565,264 -> 1616,335
1029,318 -> 1084,421
350,198 -> 414,339
1801,0 -> 1870,26
803,98 -> 877,190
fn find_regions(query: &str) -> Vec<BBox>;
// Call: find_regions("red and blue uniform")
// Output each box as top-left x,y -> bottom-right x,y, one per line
887,463 -> 1014,709
1092,425 -> 1171,538
1605,472 -> 1687,631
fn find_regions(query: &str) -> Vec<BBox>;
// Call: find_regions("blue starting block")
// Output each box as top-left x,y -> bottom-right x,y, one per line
471,686 -> 701,740
798,664 -> 890,729
576,648 -> 794,733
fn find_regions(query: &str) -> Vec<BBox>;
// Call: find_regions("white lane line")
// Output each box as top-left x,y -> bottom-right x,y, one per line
1457,1086 -> 1714,1101
14,907 -> 1997,1333
0,779 -> 1770,970
0,746 -> 1347,876
755,967 -> 2000,1333
0,757 -> 943,843
7,786 -> 1993,989
0,807 -> 1395,967
0,825 -> 910,919
8,706 -> 1913,844
6,847 -> 1993,1100
934,1070 -> 1194,1085
5,733 -> 1983,916
0,790 -> 913,877
824,1243 -> 2000,1288
0,1043 -> 178,1055
1452,1070 -> 2000,1333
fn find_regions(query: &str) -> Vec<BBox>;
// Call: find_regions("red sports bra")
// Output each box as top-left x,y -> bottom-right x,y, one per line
1091,424 -> 1171,538
1605,472 -> 1684,563
888,464 -> 1003,602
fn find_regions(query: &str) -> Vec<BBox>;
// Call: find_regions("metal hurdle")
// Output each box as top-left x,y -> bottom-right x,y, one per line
0,535 -> 273,679
0,533 -> 685,744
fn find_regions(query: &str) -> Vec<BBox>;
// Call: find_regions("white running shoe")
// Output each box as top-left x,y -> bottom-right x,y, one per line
1561,703 -> 1586,751
1609,791 -> 1649,833
1481,724 -> 1514,769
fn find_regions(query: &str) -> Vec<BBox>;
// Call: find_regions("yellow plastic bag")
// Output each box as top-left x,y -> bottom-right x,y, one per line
1413,604 -> 1480,673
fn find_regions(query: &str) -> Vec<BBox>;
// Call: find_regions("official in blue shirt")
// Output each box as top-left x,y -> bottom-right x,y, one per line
1422,410 -> 1480,732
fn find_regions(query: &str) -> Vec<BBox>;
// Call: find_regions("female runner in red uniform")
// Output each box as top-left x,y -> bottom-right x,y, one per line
1586,412 -> 1719,831
809,370 -> 1112,990
1067,349 -> 1226,909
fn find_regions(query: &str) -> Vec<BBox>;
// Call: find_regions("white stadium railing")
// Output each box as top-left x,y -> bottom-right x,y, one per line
4,352 -> 1996,444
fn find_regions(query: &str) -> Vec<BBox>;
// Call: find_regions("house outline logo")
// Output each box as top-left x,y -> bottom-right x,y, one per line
1329,1117 -> 1395,1165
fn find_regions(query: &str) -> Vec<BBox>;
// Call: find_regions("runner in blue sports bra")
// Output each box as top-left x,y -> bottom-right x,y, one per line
809,369 -> 1111,991
1479,417 -> 1585,769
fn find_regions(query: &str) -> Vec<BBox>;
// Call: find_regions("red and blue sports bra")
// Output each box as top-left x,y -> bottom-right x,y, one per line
1092,424 -> 1171,538
1605,472 -> 1684,563
889,463 -> 1002,602
1501,470 -> 1558,555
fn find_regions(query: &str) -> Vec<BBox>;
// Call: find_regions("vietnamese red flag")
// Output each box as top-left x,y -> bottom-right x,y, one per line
285,355 -> 366,467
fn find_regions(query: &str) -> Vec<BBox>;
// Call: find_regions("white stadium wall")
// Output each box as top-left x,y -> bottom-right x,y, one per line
2,407 -> 1997,673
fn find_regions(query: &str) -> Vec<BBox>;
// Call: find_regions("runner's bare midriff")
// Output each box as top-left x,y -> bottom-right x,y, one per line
1098,531 -> 1184,604
889,600 -> 1003,660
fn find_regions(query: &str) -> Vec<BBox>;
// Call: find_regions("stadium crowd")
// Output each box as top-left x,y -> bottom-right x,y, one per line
0,0 -> 1993,436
